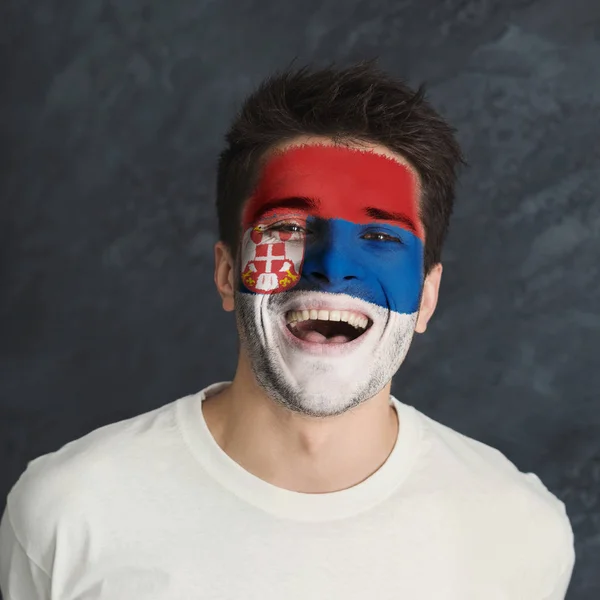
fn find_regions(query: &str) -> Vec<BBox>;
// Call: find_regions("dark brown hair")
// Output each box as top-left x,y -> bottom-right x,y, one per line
216,59 -> 466,275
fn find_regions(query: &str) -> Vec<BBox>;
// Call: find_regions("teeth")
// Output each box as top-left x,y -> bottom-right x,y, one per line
285,309 -> 369,330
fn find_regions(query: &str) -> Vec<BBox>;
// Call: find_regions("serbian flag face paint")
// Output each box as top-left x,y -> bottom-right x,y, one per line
240,144 -> 424,312
234,143 -> 426,417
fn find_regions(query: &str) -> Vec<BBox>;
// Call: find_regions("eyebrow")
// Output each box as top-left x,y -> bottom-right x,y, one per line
364,207 -> 418,234
254,197 -> 418,234
253,196 -> 319,220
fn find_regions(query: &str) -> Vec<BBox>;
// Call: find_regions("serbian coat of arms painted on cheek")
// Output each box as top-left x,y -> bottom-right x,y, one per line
241,226 -> 304,294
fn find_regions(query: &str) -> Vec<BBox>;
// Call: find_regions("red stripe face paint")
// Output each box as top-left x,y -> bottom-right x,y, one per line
242,144 -> 423,236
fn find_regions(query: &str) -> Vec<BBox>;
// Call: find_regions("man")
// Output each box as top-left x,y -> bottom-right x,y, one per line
0,61 -> 575,599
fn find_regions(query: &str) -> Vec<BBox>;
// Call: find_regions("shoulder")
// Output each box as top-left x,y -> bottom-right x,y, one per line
415,408 -> 566,505
5,396 -> 185,565
413,409 -> 575,590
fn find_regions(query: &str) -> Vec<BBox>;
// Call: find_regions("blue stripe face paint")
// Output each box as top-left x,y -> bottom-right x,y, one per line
293,216 -> 424,314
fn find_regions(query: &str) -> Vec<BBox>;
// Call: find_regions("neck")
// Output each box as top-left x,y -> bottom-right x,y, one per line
202,354 -> 399,494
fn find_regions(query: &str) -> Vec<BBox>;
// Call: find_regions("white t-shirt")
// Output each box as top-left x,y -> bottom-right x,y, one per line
0,382 -> 575,599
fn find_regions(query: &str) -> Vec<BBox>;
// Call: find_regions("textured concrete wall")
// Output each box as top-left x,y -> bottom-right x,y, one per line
1,0 -> 598,596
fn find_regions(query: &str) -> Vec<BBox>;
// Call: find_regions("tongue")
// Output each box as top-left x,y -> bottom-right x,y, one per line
299,330 -> 352,344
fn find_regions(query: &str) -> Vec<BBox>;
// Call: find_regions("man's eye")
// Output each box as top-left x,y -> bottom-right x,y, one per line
362,232 -> 403,243
270,223 -> 306,234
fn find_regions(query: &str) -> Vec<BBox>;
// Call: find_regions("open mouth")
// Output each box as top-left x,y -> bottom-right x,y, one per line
285,309 -> 373,345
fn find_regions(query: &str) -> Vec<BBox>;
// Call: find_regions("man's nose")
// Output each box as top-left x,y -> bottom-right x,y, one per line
302,223 -> 366,288
305,254 -> 363,284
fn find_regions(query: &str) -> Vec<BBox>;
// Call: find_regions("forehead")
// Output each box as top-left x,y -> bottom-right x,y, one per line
243,144 -> 423,238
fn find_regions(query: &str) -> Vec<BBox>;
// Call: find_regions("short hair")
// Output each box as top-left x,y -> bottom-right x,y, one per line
215,59 -> 466,275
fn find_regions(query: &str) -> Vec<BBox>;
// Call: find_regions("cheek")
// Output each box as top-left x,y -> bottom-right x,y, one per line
238,227 -> 306,294
376,250 -> 424,310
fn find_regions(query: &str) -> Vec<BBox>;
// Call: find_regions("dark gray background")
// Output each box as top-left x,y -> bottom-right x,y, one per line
1,0 -> 598,597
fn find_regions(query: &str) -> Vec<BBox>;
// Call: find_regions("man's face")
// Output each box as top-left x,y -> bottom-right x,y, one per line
233,140 -> 426,417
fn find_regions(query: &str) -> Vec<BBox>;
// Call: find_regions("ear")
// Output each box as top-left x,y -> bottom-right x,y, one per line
214,241 -> 236,312
415,263 -> 443,334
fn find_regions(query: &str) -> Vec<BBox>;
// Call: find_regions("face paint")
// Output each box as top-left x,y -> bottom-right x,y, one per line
234,144 -> 425,417
240,224 -> 304,293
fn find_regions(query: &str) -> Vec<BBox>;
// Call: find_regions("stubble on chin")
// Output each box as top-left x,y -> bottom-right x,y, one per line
232,291 -> 418,418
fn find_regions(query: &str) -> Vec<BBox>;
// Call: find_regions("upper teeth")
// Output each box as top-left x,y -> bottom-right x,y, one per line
285,309 -> 369,330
